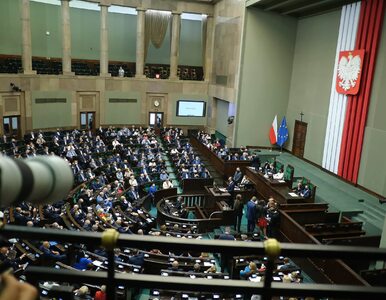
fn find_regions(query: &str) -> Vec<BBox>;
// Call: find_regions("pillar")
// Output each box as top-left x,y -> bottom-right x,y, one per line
204,15 -> 214,82
61,0 -> 74,75
169,11 -> 181,80
99,3 -> 110,76
135,8 -> 146,78
20,0 -> 36,74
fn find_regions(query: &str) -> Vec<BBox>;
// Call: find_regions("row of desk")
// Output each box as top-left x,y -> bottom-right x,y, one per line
245,167 -> 310,204
191,136 -> 309,204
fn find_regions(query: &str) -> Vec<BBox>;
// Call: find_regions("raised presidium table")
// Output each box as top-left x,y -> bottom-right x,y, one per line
245,167 -> 311,204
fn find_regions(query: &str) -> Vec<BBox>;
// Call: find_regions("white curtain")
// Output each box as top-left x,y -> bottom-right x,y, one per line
145,10 -> 171,59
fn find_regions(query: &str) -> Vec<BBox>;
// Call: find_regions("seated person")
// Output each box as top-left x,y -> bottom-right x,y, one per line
300,185 -> 311,198
240,261 -> 257,279
39,241 -> 66,262
73,257 -> 93,270
293,181 -> 304,194
162,179 -> 174,190
169,260 -> 181,271
278,257 -> 296,272
262,161 -> 272,174
74,285 -> 93,300
160,170 -> 169,181
239,175 -> 251,188
94,285 -> 107,300
205,264 -> 217,273
273,167 -> 284,180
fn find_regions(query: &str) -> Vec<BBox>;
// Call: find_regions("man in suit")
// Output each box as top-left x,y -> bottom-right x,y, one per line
40,241 -> 66,262
246,196 -> 257,233
300,185 -> 311,199
127,186 -> 140,202
233,167 -> 243,184
233,194 -> 244,233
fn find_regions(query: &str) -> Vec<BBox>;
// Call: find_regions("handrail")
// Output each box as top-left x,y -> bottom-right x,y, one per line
2,225 -> 386,260
24,268 -> 386,299
3,225 -> 386,299
209,211 -> 222,219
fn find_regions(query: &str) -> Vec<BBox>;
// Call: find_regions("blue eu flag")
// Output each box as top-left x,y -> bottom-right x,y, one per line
277,117 -> 289,147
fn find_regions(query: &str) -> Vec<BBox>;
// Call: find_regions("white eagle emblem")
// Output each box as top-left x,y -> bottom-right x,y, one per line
337,52 -> 362,91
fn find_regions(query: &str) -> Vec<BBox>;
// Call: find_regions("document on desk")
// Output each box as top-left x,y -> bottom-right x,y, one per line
278,180 -> 286,183
219,188 -> 227,193
288,192 -> 298,197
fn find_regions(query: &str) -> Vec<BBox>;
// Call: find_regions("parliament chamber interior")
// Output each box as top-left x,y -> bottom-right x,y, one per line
1,0 -> 386,299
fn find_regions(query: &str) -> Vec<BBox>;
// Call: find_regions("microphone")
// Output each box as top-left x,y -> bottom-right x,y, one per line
0,155 -> 74,208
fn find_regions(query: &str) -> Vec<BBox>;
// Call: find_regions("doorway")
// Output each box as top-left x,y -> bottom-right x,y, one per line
149,112 -> 164,128
3,115 -> 21,139
292,120 -> 307,158
80,112 -> 95,131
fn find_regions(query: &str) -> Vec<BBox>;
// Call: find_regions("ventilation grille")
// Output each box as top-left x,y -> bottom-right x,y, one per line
35,98 -> 67,104
109,98 -> 137,103
81,95 -> 95,109
3,97 -> 18,112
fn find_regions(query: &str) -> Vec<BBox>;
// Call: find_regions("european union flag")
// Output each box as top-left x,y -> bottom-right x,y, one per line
277,116 -> 289,147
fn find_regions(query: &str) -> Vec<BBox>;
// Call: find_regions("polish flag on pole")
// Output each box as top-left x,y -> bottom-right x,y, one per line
269,115 -> 278,144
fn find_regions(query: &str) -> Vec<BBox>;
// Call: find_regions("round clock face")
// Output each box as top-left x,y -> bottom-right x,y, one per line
154,100 -> 160,107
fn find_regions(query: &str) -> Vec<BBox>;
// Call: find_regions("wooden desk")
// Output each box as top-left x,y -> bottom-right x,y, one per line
245,167 -> 310,204
205,186 -> 231,208
190,136 -> 251,178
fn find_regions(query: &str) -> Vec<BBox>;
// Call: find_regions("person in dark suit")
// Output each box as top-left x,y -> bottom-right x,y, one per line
39,241 -> 66,261
233,167 -> 243,184
233,194 -> 244,233
13,207 -> 31,226
227,177 -> 236,193
127,186 -> 140,202
300,185 -> 311,199
218,227 -> 236,240
246,196 -> 257,233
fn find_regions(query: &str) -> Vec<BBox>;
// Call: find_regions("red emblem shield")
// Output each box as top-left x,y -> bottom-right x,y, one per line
336,49 -> 365,95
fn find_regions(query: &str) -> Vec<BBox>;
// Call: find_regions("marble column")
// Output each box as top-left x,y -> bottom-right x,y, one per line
61,0 -> 74,75
20,0 -> 36,74
99,3 -> 110,76
135,8 -> 146,78
169,11 -> 181,80
204,15 -> 214,82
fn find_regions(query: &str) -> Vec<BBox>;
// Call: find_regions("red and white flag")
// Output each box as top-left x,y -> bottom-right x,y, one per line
269,115 -> 278,144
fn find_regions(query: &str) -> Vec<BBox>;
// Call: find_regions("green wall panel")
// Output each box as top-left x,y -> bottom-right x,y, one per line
108,12 -> 136,62
104,91 -> 141,125
31,91 -> 72,129
235,8 -> 297,147
169,94 -> 208,126
30,1 -> 62,58
180,19 -> 203,66
286,10 -> 340,165
0,1 -> 203,66
0,0 -> 22,55
70,7 -> 100,60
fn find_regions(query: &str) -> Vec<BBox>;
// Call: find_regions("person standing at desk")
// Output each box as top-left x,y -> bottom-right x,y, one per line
246,196 -> 257,233
233,194 -> 244,233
